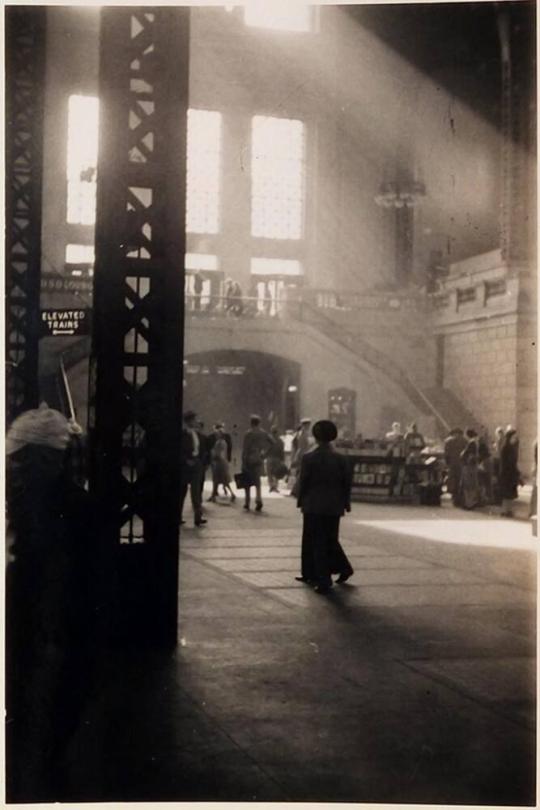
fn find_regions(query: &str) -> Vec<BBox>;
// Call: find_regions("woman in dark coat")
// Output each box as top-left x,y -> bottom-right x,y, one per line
459,429 -> 481,510
6,406 -> 96,800
296,420 -> 353,594
499,428 -> 521,517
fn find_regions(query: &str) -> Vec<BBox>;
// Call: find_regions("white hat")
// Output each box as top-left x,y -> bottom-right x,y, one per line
6,404 -> 71,455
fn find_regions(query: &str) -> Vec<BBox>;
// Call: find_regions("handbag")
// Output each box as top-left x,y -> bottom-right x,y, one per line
234,471 -> 255,490
275,462 -> 289,480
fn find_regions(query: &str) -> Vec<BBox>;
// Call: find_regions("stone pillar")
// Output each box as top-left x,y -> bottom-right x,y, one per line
497,7 -> 537,473
221,112 -> 252,292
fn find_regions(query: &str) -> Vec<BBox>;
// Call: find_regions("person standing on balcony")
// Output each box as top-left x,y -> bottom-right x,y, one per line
295,420 -> 353,594
231,280 -> 244,316
224,278 -> 234,315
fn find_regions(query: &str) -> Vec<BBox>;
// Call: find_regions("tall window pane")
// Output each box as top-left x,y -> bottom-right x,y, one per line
251,116 -> 305,239
245,1 -> 312,32
67,95 -> 99,225
186,109 -> 222,234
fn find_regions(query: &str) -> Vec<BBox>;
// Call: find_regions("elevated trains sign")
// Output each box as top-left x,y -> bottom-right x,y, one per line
40,308 -> 91,336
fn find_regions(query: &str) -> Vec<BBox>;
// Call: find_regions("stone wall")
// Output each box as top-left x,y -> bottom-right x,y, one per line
442,318 -> 518,431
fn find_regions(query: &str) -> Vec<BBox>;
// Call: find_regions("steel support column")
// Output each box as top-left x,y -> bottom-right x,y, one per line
5,8 -> 46,424
90,8 -> 189,645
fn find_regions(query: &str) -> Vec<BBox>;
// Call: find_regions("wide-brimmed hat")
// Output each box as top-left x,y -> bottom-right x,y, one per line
6,404 -> 71,455
312,420 -> 338,443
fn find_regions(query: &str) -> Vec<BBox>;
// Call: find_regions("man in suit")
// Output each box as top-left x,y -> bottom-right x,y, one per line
444,427 -> 467,506
296,419 -> 353,594
241,414 -> 274,511
180,410 -> 207,527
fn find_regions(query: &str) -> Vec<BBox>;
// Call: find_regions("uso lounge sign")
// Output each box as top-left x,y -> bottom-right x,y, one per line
41,308 -> 91,337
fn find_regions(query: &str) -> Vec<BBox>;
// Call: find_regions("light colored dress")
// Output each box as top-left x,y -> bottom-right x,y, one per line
211,437 -> 231,485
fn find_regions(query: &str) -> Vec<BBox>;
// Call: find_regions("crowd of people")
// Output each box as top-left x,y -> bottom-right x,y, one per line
186,273 -> 293,319
5,400 -> 537,800
180,411 -> 322,523
180,410 -> 353,594
444,424 -> 527,517
181,411 -> 535,525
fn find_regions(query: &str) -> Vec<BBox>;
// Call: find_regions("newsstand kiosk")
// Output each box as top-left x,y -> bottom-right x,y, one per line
336,439 -> 443,505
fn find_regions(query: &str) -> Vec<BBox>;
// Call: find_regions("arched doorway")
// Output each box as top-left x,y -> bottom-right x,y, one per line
183,349 -> 300,437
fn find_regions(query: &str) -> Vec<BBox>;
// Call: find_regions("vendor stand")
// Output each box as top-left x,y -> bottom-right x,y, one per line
335,438 -> 444,505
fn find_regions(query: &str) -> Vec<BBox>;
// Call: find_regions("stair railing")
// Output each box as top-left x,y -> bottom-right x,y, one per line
296,299 -> 451,433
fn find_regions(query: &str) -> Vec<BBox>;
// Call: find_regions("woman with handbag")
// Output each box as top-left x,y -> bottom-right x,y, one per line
208,425 -> 236,503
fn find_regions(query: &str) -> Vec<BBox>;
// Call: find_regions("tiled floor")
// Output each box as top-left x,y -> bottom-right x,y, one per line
60,485 -> 536,804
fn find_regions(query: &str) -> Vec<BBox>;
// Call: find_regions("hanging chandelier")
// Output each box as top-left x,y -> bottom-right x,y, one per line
375,178 -> 426,209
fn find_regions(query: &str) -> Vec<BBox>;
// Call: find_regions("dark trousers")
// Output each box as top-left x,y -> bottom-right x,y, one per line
301,513 -> 353,587
180,461 -> 203,522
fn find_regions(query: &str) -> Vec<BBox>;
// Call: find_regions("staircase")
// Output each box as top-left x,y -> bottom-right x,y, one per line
297,301 -> 451,434
423,387 -> 482,433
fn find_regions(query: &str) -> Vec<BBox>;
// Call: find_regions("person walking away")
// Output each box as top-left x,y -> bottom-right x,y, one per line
224,278 -> 234,315
296,420 -> 353,594
459,429 -> 481,510
500,428 -> 522,517
289,417 -> 314,497
266,425 -> 285,492
180,411 -> 207,527
209,425 -> 236,502
231,280 -> 244,316
444,427 -> 467,506
206,422 -> 233,498
241,414 -> 274,511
